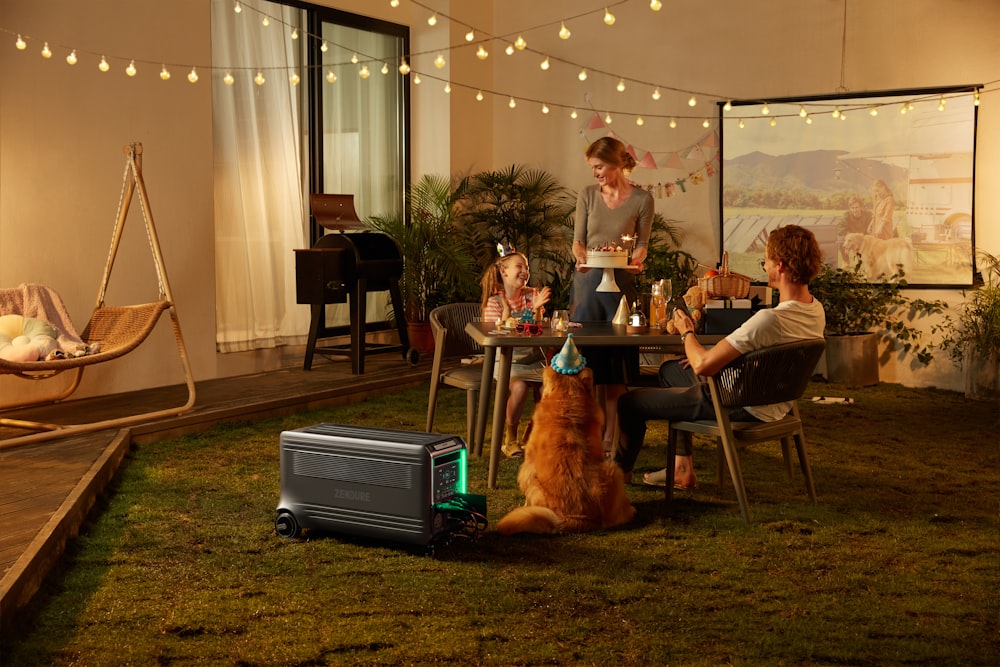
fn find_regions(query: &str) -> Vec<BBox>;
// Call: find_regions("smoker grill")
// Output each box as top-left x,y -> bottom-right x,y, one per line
294,194 -> 415,373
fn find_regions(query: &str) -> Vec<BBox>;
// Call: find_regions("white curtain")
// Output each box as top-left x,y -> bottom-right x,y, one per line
211,0 -> 311,352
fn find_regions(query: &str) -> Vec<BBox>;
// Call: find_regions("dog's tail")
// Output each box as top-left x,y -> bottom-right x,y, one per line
495,506 -> 563,535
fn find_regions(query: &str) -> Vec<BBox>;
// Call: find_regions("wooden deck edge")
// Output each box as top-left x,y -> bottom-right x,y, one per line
0,429 -> 132,632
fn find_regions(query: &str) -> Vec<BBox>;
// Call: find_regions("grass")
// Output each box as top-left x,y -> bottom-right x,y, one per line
2,381 -> 998,666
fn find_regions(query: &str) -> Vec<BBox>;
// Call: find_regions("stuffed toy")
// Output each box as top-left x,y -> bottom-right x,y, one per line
0,314 -> 60,362
496,335 -> 636,535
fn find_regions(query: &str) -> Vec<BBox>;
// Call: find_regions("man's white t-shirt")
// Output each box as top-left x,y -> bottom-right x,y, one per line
724,299 -> 826,421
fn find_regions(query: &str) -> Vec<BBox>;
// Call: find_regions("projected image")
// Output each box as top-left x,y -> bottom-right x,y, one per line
721,87 -> 977,287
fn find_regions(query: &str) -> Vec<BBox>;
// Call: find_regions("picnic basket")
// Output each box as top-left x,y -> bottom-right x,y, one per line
699,251 -> 751,299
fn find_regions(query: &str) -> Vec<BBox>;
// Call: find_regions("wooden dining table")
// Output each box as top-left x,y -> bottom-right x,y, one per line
464,320 -> 725,488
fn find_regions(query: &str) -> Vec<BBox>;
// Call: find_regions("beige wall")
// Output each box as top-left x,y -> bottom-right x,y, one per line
1,0 -> 997,402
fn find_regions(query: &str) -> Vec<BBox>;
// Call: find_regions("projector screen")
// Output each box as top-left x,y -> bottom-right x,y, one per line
719,86 -> 978,287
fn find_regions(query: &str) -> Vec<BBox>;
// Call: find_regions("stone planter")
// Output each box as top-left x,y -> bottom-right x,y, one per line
823,333 -> 879,387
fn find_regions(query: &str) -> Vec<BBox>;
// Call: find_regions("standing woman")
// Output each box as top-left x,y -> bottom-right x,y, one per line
868,179 -> 896,240
571,136 -> 654,453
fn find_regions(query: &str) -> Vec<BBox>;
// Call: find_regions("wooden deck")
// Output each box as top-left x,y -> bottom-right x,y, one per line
0,352 -> 433,628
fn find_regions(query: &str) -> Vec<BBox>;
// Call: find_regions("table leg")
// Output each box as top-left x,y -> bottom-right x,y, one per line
473,346 -> 496,457
488,347 -> 513,489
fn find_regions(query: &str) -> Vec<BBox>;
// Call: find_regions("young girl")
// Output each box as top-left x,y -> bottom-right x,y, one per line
481,248 -> 552,458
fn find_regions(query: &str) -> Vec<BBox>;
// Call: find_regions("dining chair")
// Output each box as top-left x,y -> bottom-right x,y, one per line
425,303 -> 485,451
666,338 -> 827,522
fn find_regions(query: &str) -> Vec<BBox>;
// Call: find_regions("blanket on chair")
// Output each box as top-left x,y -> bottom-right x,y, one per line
0,283 -> 95,359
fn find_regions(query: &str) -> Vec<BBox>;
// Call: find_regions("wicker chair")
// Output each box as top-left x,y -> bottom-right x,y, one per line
0,144 -> 195,449
425,303 -> 484,451
666,338 -> 826,522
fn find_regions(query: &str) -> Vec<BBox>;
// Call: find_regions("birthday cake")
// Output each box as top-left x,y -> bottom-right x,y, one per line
586,244 -> 629,268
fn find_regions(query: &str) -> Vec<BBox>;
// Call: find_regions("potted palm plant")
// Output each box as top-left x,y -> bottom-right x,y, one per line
809,261 -> 947,386
364,174 -> 476,351
937,250 -> 1000,401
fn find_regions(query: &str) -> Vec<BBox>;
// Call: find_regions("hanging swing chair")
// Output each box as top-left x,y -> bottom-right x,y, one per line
0,143 -> 196,448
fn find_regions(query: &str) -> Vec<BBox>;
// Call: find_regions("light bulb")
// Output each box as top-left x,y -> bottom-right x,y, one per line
669,118 -> 677,128
398,58 -> 410,74
938,97 -> 946,111
320,40 -> 329,53
616,79 -> 626,92
41,42 -> 52,59
444,83 -> 451,93
703,119 -> 711,128
465,29 -> 475,42
840,112 -> 847,121
427,14 -> 437,26
650,0 -> 663,10
254,71 -> 265,86
578,69 -> 587,81
799,105 -> 807,117
476,90 -> 483,101
738,119 -> 745,129
770,118 -> 777,126
66,50 -> 77,65
805,115 -> 813,125
505,44 -> 514,55
761,103 -> 770,115
559,22 -> 571,39
515,35 -> 527,50
636,116 -> 644,126
15,35 -> 26,50
390,0 -> 399,6
381,62 -> 389,74
99,56 -> 110,72
540,56 -> 550,70
476,45 -> 488,60
570,109 -> 578,119
157,65 -> 170,80
224,71 -> 235,85
724,100 -> 732,111
290,72 -> 300,85
832,106 -> 840,118
434,54 -> 446,68
359,64 -> 370,79
234,1 -> 242,14
688,96 -> 697,107
604,9 -> 616,25
509,97 -> 517,109
262,17 -> 269,27
651,88 -> 661,100
542,104 -> 550,114
974,89 -> 980,106
326,69 -> 337,83
604,112 -> 613,124
291,28 -> 299,40
187,67 -> 198,83
869,107 -> 878,117
413,74 -> 421,84
125,60 -> 136,76
351,53 -> 359,64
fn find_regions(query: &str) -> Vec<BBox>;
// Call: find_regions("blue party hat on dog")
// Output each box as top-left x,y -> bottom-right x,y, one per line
550,333 -> 586,375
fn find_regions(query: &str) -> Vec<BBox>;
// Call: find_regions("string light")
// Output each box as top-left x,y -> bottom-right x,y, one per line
769,117 -> 777,127
540,56 -> 550,70
651,88 -> 661,101
350,53 -> 358,64
703,119 -> 711,128
320,40 -> 328,53
187,67 -> 198,83
413,73 -> 421,84
669,118 -> 677,128
476,45 -> 488,60
224,71 -> 235,85
261,16 -> 269,27
15,35 -> 26,50
505,44 -> 515,56
291,28 -> 298,40
380,62 -> 389,74
398,58 -> 410,75
636,116 -> 644,126
832,106 -> 841,118
938,96 -> 946,111
475,90 -> 483,101
465,29 -> 475,42
799,105 -> 807,117
688,96 -> 697,107
578,69 -> 587,81
899,103 -> 908,114
514,35 -> 527,50
359,64 -> 370,78
254,71 -> 265,85
390,0 -> 399,7
723,100 -> 732,111
542,104 -> 550,114
604,8 -> 616,25
434,54 -> 446,68
125,60 -> 136,76
738,119 -> 745,129
559,22 -> 571,39
604,112 -> 613,124
570,109 -> 578,119
444,82 -> 451,93
98,56 -> 110,72
616,79 -> 626,92
509,96 -> 517,108
805,115 -> 813,125
41,42 -> 52,59
325,69 -> 337,83
869,107 -> 878,117
233,1 -> 242,14
650,0 -> 663,10
66,50 -> 77,65
289,72 -> 300,85
761,103 -> 770,115
975,89 -> 980,106
427,14 -> 437,26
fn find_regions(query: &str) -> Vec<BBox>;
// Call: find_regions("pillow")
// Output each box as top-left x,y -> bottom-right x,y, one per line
0,314 -> 59,362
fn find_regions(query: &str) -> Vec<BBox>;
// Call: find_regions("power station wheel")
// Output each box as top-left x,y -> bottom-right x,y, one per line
274,510 -> 301,539
406,347 -> 420,366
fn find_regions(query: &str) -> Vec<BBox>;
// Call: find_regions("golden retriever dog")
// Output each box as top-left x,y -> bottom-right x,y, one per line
843,232 -> 912,279
495,366 -> 636,535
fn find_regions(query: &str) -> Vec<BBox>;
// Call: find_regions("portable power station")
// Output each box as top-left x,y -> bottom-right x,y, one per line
274,423 -> 486,551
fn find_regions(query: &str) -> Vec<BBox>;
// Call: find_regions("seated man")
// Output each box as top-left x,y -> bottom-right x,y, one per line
615,225 -> 827,488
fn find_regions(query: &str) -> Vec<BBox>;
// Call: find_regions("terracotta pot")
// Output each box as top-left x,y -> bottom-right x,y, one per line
406,321 -> 435,354
823,333 -> 879,387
